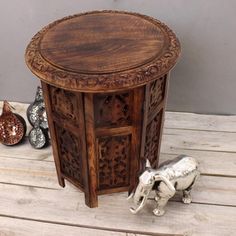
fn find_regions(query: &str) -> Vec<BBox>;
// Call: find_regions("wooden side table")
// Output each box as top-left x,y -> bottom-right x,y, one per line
25,10 -> 180,208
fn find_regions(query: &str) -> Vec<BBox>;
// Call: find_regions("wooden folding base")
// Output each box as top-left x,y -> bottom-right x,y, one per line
41,73 -> 169,207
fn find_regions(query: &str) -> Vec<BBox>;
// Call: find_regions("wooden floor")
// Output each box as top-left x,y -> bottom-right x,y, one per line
0,102 -> 236,236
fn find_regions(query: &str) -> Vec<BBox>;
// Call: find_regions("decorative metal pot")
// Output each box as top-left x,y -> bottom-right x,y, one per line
27,86 -> 48,129
0,101 -> 26,145
28,121 -> 49,149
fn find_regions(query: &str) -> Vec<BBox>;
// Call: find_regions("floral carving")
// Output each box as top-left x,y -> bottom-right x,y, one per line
94,92 -> 132,127
148,76 -> 166,113
25,10 -> 180,92
50,86 -> 79,122
56,125 -> 83,187
144,112 -> 162,168
97,135 -> 131,189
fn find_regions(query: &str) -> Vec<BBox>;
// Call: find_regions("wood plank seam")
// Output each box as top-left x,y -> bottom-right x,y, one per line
0,213 -> 182,236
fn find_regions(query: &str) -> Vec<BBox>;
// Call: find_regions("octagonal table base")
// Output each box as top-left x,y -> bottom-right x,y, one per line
41,73 -> 169,208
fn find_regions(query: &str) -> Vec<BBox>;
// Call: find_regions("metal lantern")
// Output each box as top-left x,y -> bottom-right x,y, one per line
27,86 -> 48,129
27,86 -> 49,149
28,125 -> 49,149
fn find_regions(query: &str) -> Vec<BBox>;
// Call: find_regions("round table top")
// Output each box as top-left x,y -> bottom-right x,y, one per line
25,10 -> 181,92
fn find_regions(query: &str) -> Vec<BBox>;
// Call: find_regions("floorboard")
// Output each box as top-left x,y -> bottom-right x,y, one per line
165,112 -> 236,132
0,216 -> 137,236
0,183 -> 235,236
161,128 -> 236,153
0,101 -> 235,236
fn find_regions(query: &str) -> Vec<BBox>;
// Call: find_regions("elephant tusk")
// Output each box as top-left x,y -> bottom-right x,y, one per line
129,197 -> 146,214
155,175 -> 175,192
127,192 -> 134,200
130,207 -> 138,214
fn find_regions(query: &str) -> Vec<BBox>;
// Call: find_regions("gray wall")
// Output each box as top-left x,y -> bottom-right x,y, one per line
0,0 -> 235,114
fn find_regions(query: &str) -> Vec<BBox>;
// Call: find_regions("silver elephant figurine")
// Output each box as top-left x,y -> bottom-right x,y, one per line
128,155 -> 200,216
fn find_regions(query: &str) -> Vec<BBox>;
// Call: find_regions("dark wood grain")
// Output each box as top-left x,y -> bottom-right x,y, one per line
95,126 -> 133,137
84,93 -> 98,207
129,87 -> 144,194
143,75 -> 168,168
40,12 -> 165,74
156,73 -> 170,167
26,11 -> 180,207
25,10 -> 180,93
41,82 -> 65,187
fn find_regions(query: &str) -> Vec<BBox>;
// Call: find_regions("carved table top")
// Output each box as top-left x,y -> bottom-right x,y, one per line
25,10 -> 181,92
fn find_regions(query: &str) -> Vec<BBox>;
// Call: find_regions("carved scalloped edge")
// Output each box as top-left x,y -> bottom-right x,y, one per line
25,10 -> 181,92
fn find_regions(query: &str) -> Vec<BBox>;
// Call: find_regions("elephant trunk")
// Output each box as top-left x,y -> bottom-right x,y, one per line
129,181 -> 153,214
130,195 -> 147,214
127,191 -> 134,200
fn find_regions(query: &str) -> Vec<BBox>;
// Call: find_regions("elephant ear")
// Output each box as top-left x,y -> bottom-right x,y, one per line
152,179 -> 161,190
138,157 -> 151,176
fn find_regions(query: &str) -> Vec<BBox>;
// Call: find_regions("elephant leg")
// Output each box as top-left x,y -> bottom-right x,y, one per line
182,175 -> 198,204
153,197 -> 170,216
182,189 -> 192,204
154,191 -> 160,202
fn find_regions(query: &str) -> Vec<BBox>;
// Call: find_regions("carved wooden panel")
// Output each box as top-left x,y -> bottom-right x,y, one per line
144,111 -> 162,167
148,76 -> 166,114
94,92 -> 132,127
50,86 -> 79,122
97,135 -> 131,189
56,125 -> 84,187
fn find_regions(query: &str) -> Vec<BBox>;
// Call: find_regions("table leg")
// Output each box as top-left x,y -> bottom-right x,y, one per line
84,93 -> 98,207
41,82 -> 65,187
